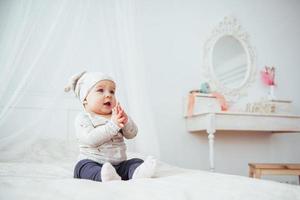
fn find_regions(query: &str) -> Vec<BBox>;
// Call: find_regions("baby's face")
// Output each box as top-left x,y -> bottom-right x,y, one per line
84,80 -> 117,115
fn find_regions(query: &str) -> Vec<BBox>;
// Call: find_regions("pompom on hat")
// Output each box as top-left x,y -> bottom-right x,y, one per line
64,71 -> 114,103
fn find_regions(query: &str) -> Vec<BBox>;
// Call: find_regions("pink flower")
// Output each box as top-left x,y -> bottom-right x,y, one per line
261,66 -> 275,86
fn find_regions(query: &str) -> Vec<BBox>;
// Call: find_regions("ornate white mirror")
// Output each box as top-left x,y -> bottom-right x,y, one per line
203,16 -> 256,101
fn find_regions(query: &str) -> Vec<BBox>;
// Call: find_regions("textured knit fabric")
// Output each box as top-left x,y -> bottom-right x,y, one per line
74,158 -> 144,181
64,71 -> 114,103
75,112 -> 138,165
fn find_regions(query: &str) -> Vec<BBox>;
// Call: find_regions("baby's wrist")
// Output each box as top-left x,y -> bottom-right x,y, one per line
108,120 -> 121,134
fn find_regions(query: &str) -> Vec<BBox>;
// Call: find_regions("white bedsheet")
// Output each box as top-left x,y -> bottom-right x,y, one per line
0,161 -> 299,200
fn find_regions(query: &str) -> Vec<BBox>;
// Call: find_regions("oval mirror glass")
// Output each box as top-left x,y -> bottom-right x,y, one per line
212,36 -> 247,89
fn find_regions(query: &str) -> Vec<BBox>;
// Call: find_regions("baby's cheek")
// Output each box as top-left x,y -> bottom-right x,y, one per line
111,100 -> 117,108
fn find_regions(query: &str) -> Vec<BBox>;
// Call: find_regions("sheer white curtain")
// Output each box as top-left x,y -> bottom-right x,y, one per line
0,0 -> 160,163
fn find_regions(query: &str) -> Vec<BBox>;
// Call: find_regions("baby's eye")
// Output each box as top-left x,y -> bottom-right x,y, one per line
97,89 -> 104,93
110,90 -> 115,94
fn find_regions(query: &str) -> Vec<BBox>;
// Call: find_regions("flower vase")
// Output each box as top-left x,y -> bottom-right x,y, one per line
268,85 -> 276,100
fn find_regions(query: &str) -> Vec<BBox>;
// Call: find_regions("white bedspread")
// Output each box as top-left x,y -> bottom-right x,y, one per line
0,161 -> 299,200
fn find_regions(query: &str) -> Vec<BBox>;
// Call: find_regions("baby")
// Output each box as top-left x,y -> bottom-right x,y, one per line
64,71 -> 156,182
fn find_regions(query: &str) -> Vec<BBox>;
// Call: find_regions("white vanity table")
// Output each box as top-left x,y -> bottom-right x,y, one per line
185,111 -> 300,171
187,16 -> 300,172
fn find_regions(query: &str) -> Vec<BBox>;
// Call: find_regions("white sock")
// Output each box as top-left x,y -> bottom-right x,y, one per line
132,157 -> 157,179
101,162 -> 121,182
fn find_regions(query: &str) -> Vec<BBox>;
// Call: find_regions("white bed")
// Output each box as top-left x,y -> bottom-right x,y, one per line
1,158 -> 300,200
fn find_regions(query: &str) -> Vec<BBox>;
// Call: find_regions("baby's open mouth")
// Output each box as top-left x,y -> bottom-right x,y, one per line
104,102 -> 111,106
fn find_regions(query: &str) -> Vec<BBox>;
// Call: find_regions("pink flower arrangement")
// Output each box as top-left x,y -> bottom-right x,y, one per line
261,66 -> 275,86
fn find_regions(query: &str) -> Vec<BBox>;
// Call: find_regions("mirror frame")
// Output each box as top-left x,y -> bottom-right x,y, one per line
203,16 -> 256,101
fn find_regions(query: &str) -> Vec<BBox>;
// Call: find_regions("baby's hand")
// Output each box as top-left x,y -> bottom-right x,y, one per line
111,107 -> 124,128
116,103 -> 128,125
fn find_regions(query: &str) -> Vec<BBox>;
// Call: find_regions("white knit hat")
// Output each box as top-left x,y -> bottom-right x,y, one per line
64,71 -> 114,103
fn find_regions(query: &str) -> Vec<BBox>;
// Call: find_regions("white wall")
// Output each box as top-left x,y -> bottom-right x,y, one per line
134,0 -> 300,183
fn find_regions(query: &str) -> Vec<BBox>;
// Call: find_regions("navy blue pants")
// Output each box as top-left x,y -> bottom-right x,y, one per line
74,158 -> 144,182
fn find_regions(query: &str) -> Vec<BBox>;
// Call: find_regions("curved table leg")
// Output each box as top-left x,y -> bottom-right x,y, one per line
207,113 -> 216,172
208,130 -> 215,172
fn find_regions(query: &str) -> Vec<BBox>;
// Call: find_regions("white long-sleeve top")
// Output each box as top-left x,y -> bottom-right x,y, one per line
75,112 -> 138,165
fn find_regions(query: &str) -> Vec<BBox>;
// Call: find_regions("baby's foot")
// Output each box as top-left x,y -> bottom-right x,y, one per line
132,156 -> 157,179
101,162 -> 121,182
